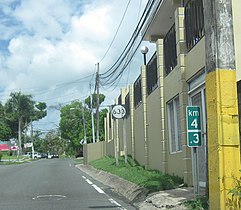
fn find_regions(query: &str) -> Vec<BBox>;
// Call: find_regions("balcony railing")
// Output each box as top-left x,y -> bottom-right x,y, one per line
185,0 -> 204,51
147,52 -> 158,96
164,24 -> 177,75
124,93 -> 130,118
134,75 -> 142,109
118,94 -> 122,105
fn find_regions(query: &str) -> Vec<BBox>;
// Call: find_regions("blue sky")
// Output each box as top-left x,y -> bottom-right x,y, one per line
0,0 -> 154,131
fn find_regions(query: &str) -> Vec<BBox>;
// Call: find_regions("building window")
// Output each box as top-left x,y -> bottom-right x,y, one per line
185,0 -> 204,51
167,96 -> 182,153
164,24 -> 177,75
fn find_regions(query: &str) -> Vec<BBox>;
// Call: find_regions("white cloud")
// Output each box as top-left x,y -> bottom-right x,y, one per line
0,0 -> 154,130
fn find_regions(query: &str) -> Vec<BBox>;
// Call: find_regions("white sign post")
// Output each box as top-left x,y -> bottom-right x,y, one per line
112,105 -> 126,165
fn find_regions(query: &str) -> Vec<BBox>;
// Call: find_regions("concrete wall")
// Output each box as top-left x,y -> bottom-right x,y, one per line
126,116 -> 132,156
106,140 -> 115,157
83,141 -> 106,165
91,4 -> 241,188
146,88 -> 162,170
133,104 -> 145,166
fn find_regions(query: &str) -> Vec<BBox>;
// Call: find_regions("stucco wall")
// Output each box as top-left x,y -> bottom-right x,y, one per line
83,141 -> 106,164
146,88 -> 162,170
106,140 -> 115,157
185,37 -> 205,80
134,104 -> 145,166
125,116 -> 132,156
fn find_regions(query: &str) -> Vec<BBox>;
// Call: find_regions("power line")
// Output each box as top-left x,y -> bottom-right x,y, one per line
98,0 -> 156,88
98,0 -> 132,63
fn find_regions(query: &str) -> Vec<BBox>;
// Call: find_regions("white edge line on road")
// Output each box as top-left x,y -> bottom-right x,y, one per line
86,179 -> 93,185
109,198 -> 121,207
81,176 -> 126,209
92,184 -> 105,194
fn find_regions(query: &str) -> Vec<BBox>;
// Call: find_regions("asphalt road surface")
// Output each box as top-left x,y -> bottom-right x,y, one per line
0,159 -> 136,210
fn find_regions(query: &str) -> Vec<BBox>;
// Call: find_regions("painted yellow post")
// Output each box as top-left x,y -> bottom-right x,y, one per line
204,1 -> 240,209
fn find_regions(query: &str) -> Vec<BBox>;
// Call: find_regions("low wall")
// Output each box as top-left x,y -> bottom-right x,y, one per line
83,141 -> 106,164
106,140 -> 115,157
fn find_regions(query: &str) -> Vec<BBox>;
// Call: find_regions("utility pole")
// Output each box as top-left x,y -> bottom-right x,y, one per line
30,118 -> 35,159
90,84 -> 96,143
96,62 -> 100,142
81,101 -> 87,143
204,1 -> 240,209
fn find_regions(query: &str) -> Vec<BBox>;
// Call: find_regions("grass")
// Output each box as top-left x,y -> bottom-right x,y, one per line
184,196 -> 209,210
0,151 -> 32,165
89,156 -> 184,192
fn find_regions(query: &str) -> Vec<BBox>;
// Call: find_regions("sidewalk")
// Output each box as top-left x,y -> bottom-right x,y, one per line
76,164 -> 194,210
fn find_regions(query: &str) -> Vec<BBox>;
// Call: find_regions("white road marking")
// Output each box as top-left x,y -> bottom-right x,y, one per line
81,176 -> 126,209
92,184 -> 105,194
109,198 -> 121,206
32,195 -> 66,200
86,179 -> 93,185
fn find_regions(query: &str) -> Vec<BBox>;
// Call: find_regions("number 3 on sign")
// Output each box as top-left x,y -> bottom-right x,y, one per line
193,133 -> 199,143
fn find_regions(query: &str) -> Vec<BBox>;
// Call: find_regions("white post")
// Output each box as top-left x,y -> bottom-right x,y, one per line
123,119 -> 127,164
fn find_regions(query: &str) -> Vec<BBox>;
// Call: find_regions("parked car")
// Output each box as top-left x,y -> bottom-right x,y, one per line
41,153 -> 48,158
52,153 -> 59,158
33,152 -> 41,159
47,153 -> 53,159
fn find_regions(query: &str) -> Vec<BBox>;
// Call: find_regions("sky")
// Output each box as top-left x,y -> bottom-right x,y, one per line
0,0 -> 155,132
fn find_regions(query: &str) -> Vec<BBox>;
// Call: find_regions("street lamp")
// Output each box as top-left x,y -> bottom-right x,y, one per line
140,46 -> 149,65
70,104 -> 87,144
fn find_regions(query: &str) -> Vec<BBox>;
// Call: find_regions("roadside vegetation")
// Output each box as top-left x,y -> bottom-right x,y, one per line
90,156 -> 210,209
184,196 -> 208,210
0,151 -> 32,165
90,156 -> 183,192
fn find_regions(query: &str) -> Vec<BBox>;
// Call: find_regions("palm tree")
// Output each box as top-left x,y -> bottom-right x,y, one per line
5,92 -> 35,154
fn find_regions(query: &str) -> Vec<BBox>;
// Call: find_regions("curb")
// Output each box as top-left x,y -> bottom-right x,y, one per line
75,164 -> 194,210
75,164 -> 148,203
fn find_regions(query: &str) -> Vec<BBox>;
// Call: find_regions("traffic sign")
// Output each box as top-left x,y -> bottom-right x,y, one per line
186,106 -> 202,147
112,105 -> 126,119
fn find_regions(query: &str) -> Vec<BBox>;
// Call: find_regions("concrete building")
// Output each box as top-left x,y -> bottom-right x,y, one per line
96,0 -> 241,192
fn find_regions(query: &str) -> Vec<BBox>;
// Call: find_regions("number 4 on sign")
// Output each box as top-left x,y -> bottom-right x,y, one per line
191,119 -> 198,129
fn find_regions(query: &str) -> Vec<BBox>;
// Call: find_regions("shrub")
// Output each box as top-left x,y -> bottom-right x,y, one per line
0,152 -> 2,161
226,170 -> 241,209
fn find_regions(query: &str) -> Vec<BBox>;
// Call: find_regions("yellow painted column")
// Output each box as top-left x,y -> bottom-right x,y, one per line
206,70 -> 240,209
204,0 -> 241,209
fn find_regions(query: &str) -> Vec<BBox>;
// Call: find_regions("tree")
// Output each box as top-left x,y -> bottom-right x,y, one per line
59,101 -> 87,151
59,94 -> 107,154
0,102 -> 12,140
85,93 -> 105,109
4,92 -> 47,152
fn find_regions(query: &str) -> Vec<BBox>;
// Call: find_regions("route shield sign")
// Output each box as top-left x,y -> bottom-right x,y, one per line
186,106 -> 202,147
112,105 -> 126,119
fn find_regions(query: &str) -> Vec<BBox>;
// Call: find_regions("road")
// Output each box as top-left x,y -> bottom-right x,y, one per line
0,159 -> 136,210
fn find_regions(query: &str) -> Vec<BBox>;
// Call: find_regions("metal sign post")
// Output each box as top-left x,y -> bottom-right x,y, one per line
186,106 -> 202,147
112,105 -> 126,165
186,106 -> 202,197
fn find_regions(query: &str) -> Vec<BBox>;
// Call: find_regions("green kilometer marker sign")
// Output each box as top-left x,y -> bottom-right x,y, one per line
186,106 -> 202,147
